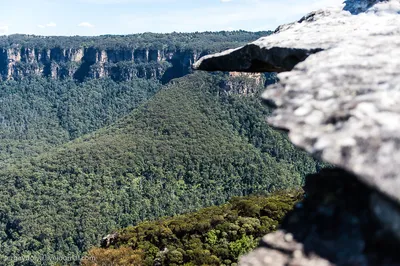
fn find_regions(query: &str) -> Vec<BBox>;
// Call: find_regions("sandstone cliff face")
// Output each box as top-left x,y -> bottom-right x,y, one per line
0,46 -> 201,81
221,72 -> 266,96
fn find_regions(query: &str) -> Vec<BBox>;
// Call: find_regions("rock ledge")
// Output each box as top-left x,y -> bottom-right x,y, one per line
194,0 -> 400,265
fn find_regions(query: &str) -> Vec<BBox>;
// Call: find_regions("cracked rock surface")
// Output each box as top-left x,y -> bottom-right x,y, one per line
194,0 -> 400,265
194,0 -> 400,205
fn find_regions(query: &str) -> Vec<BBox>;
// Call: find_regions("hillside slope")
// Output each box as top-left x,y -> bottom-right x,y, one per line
83,191 -> 303,266
0,31 -> 270,164
0,77 -> 161,164
0,72 -> 318,264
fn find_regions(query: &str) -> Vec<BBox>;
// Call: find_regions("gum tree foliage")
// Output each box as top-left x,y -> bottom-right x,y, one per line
0,31 -> 271,51
0,76 -> 161,165
0,30 -> 323,266
0,73 -> 319,265
83,191 -> 303,266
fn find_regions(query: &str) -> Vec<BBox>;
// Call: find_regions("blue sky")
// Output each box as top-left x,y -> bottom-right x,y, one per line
0,0 -> 343,36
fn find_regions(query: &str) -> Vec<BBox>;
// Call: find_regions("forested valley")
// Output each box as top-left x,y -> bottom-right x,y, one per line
0,33 -> 321,265
0,77 -> 161,165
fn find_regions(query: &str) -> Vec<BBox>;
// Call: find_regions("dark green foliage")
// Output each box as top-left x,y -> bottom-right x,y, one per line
84,191 -> 302,266
0,72 -> 317,265
219,87 -> 327,177
0,76 -> 161,164
0,30 -> 275,165
0,31 -> 271,51
0,32 -> 322,266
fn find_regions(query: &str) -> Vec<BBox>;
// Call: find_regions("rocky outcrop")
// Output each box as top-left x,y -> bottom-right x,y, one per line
195,0 -> 400,204
0,46 -> 201,81
240,169 -> 400,266
101,233 -> 119,248
194,0 -> 400,265
193,1 -> 400,73
220,72 -> 264,96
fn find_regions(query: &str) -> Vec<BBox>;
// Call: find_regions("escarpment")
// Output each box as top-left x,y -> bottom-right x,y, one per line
0,31 -> 269,82
194,0 -> 400,265
220,72 -> 270,96
0,46 -> 199,82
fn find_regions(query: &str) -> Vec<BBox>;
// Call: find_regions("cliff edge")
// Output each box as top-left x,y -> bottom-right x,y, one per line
0,31 -> 268,81
194,0 -> 400,265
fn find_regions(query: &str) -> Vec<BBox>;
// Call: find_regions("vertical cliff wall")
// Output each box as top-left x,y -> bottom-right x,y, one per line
0,46 -> 201,82
0,31 -> 271,82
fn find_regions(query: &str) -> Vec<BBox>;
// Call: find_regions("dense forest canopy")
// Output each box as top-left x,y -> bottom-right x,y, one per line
0,31 -> 271,51
83,191 -> 303,266
0,72 -> 319,265
0,76 -> 162,164
0,31 -> 275,165
0,31 -> 323,266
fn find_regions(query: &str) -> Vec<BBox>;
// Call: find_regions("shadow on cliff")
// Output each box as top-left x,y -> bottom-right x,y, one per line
74,48 -> 97,82
161,51 -> 208,84
270,168 -> 400,265
0,50 -> 8,78
161,56 -> 192,84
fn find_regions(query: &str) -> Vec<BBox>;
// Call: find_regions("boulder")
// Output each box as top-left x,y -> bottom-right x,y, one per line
100,232 -> 119,248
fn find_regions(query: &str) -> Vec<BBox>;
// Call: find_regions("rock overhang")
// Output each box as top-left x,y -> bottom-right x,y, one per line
193,0 -> 400,205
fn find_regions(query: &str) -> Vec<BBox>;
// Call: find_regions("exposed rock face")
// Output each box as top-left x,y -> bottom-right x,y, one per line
193,0 -> 399,73
0,46 -> 201,81
194,0 -> 400,265
263,36 -> 400,206
240,169 -> 400,266
221,72 -> 265,96
195,0 -> 400,204
101,233 -> 119,248
344,0 -> 383,14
